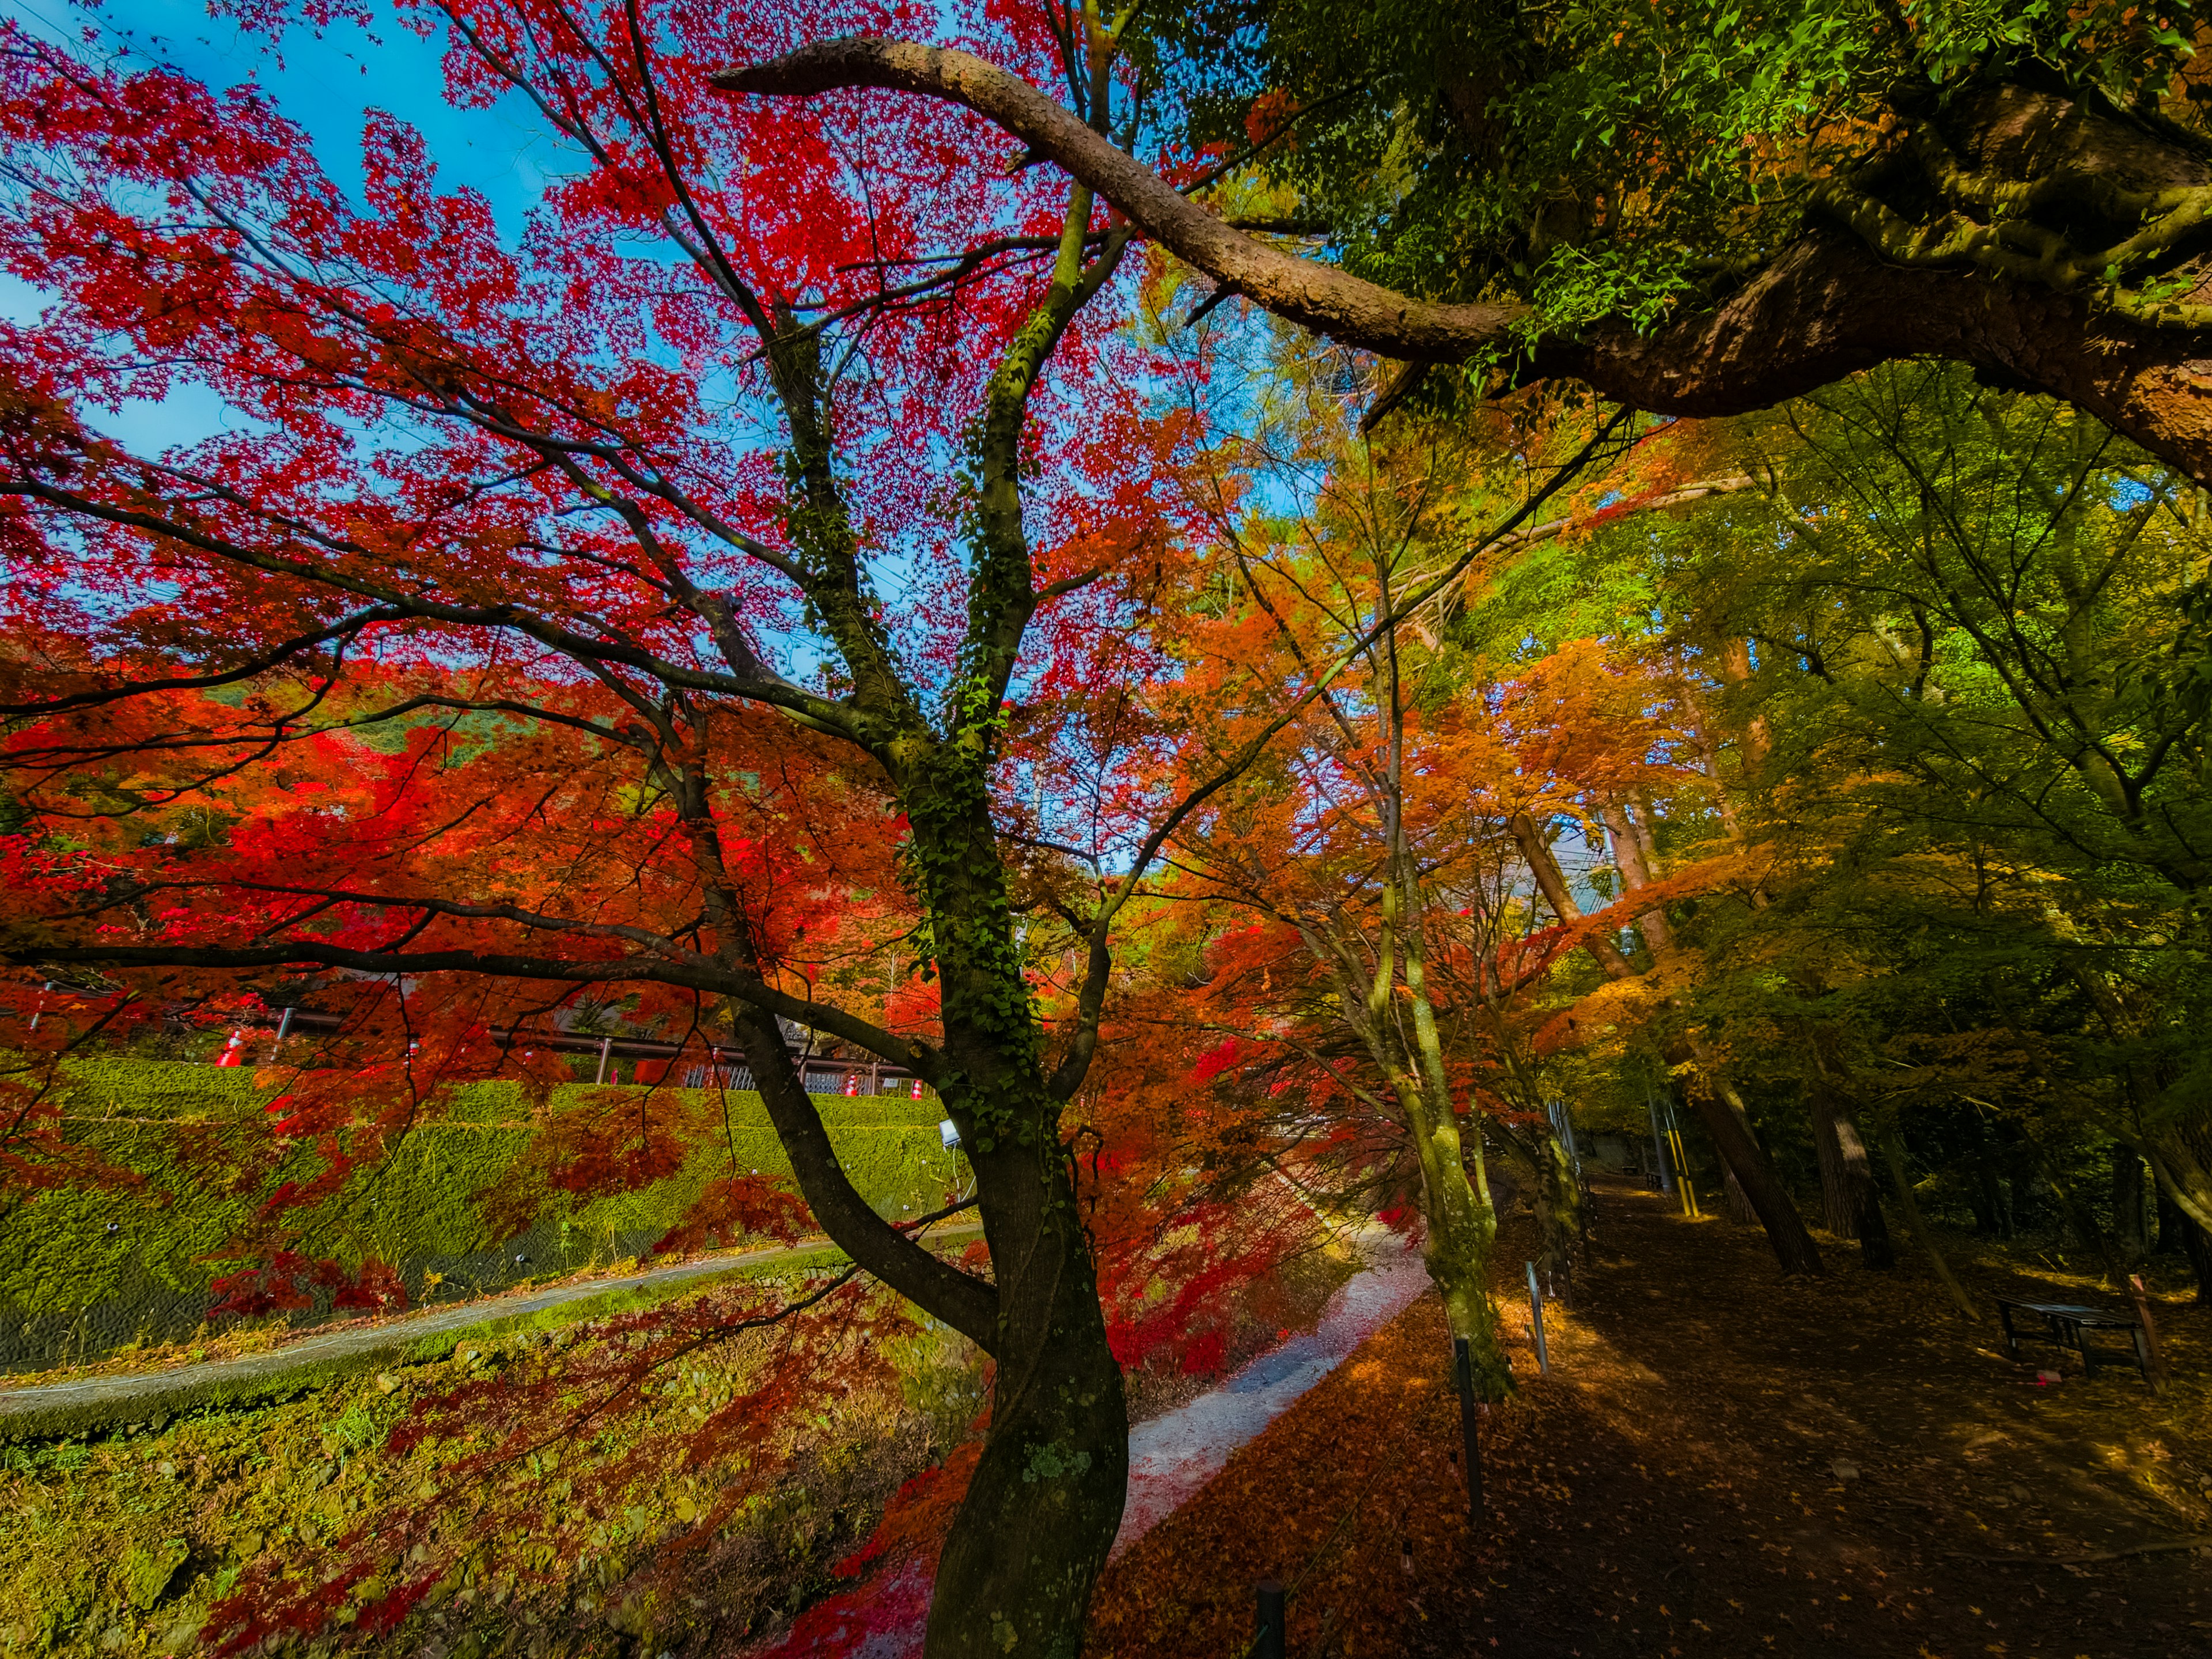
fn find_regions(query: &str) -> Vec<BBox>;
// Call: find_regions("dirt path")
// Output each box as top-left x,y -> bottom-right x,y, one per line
1086,1181 -> 2212,1659
0,1225 -> 975,1440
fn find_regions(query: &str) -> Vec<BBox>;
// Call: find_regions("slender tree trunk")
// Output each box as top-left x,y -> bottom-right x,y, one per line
1530,1128 -> 1584,1298
1517,798 -> 1822,1272
1688,1083 -> 1826,1275
1593,797 -> 1673,954
2025,1128 -> 2131,1291
1965,1113 -> 2009,1237
1510,810 -> 1633,974
1876,1128 -> 1979,1320
2113,1146 -> 2150,1268
1395,926 -> 1513,1395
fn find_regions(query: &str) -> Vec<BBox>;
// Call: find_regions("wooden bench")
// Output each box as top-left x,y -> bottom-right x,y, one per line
1994,1298 -> 2152,1382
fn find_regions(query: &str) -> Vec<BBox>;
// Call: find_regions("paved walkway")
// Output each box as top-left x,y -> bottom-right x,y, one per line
0,1225 -> 975,1440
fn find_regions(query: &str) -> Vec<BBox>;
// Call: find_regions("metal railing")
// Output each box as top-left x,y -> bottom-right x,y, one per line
221,1006 -> 930,1096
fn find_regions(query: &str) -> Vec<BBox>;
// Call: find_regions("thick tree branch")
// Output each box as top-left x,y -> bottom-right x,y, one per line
724,41 -> 2212,486
714,40 -> 1522,361
721,999 -> 999,1353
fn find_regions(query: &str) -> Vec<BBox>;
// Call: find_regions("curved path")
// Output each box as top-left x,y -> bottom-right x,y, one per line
0,1226 -> 976,1441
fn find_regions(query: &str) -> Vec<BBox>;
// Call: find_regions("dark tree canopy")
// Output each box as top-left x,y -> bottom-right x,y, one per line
732,4 -> 2212,482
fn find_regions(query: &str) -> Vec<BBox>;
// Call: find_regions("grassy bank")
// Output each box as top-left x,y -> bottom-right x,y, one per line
3,1060 -> 964,1369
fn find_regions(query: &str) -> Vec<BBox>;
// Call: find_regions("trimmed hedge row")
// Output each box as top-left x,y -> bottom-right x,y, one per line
1,1060 -> 961,1368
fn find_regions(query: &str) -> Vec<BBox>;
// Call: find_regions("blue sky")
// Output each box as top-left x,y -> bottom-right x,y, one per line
2,0 -> 558,449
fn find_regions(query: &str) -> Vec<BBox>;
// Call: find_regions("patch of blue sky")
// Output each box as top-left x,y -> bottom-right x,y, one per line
3,0 -> 563,454
8,0 -> 558,233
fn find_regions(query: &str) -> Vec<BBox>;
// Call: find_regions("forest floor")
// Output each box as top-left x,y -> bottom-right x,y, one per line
1085,1178 -> 2212,1659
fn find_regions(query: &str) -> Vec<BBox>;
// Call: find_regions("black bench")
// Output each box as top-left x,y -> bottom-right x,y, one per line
1993,1298 -> 2152,1382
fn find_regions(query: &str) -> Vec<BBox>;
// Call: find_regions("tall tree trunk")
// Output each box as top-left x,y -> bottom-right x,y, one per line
1688,1083 -> 1826,1275
1806,1073 -> 1895,1268
1499,1124 -> 1584,1301
914,791 -> 1130,1658
2112,1146 -> 2150,1268
1812,1088 -> 1855,1239
2158,1185 -> 2212,1305
1876,1128 -> 1980,1320
1964,1113 -> 2009,1238
1592,798 -> 1673,954
2143,1123 -> 2212,1235
2024,1128 -> 2131,1291
1720,1149 -> 1758,1224
1509,811 -> 1632,976
1510,812 -> 1822,1273
899,741 -> 1131,1659
1395,891 -> 1514,1396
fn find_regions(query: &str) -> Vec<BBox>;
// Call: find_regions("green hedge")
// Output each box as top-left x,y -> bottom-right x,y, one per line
1,1060 -> 963,1364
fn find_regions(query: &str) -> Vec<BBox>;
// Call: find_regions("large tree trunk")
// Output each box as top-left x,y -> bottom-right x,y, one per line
1807,1073 -> 1896,1270
729,48 -> 2212,486
1813,1093 -> 1855,1238
929,1088 -> 1127,1659
912,775 -> 1130,1659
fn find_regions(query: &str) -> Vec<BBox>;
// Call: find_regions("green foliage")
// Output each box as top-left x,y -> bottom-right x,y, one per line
1162,1 -> 2211,343
1505,361 -> 2212,1230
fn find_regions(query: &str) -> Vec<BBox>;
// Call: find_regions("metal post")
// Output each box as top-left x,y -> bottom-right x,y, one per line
1669,1119 -> 1701,1218
1525,1261 -> 1551,1376
1453,1335 -> 1485,1526
594,1035 -> 612,1085
275,1006 -> 294,1046
1253,1580 -> 1286,1659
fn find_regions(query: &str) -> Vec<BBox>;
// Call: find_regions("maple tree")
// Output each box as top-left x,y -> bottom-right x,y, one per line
0,0 -> 1630,1648
0,0 -> 1200,1649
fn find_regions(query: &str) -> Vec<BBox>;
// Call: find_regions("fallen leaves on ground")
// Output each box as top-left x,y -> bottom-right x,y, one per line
1085,1180 -> 2212,1659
